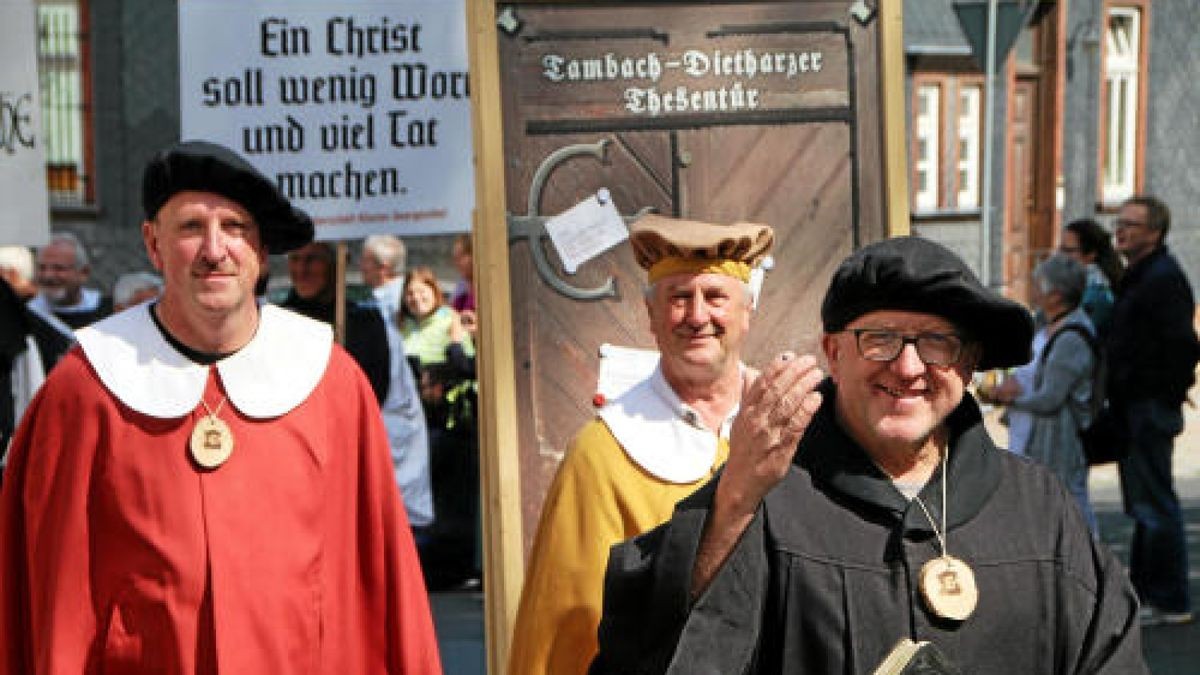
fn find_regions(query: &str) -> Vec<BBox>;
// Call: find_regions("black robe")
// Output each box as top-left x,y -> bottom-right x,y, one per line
278,292 -> 391,404
592,380 -> 1146,675
0,280 -> 72,453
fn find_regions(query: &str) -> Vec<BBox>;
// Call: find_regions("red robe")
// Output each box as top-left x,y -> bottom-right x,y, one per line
0,308 -> 441,674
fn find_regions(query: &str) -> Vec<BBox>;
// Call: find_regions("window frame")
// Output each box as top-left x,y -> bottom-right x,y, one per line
909,72 -> 985,214
911,77 -> 943,212
1097,0 -> 1149,208
35,0 -> 94,207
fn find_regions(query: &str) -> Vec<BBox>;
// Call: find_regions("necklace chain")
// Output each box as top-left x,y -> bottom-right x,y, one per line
912,449 -> 949,560
200,396 -> 227,420
867,448 -> 951,558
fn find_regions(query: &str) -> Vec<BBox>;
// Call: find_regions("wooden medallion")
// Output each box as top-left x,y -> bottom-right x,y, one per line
189,416 -> 234,469
919,556 -> 978,621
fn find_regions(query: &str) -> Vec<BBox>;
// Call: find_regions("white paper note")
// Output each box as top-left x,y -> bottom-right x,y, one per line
544,189 -> 629,274
596,343 -> 660,403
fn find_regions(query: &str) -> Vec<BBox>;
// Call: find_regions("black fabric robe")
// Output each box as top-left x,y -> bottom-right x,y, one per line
279,292 -> 391,404
592,381 -> 1147,675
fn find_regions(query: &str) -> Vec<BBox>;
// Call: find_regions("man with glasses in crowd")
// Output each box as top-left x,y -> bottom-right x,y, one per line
591,237 -> 1147,674
1108,195 -> 1200,627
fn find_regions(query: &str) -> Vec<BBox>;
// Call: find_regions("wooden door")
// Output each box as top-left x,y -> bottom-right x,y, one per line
495,0 -> 887,552
1006,77 -> 1036,301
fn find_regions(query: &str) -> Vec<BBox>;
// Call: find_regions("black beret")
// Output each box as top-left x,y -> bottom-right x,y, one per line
820,236 -> 1032,370
142,140 -> 314,254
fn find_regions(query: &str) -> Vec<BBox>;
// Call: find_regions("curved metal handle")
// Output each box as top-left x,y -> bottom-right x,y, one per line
512,139 -> 619,301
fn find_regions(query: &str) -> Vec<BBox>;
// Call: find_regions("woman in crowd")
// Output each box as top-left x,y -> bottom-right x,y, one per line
400,266 -> 479,590
1060,218 -> 1123,337
982,255 -> 1099,533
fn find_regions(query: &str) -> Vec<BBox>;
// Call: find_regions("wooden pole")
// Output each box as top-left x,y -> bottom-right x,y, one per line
334,241 -> 347,345
880,0 -> 911,236
466,1 -> 525,672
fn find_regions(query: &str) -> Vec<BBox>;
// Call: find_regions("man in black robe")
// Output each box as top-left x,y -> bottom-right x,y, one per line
280,241 -> 391,404
592,237 -> 1147,674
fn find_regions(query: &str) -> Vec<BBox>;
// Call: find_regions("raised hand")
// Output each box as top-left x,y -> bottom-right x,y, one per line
692,351 -> 824,596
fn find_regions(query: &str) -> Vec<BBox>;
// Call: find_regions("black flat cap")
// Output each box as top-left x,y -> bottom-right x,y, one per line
142,140 -> 314,254
821,236 -> 1032,370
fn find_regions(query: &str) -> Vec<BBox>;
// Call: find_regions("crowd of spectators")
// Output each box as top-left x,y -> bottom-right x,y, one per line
0,233 -> 481,591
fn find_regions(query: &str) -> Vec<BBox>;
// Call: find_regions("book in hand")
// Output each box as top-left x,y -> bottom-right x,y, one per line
871,638 -> 963,675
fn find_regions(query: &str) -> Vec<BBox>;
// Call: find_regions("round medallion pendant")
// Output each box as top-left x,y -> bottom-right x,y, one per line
919,556 -> 978,621
189,416 -> 234,469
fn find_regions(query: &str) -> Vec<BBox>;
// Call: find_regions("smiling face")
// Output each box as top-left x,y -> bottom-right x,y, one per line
822,309 -> 976,457
143,191 -> 266,331
36,240 -> 87,306
403,277 -> 439,320
646,272 -> 752,386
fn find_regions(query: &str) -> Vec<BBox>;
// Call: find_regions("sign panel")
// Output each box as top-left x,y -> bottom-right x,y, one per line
514,29 -> 850,131
0,0 -> 51,247
179,0 -> 474,239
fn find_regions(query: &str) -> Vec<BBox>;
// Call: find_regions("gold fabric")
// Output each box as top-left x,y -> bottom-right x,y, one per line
507,419 -> 729,675
647,257 -> 752,283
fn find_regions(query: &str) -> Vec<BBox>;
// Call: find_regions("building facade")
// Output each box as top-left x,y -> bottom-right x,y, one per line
906,0 -> 1197,300
22,0 -> 1200,296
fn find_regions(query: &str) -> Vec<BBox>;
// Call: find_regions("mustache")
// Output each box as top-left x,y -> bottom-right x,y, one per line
194,260 -> 239,275
673,324 -> 723,338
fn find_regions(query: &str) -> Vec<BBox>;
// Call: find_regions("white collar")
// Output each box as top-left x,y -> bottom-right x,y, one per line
598,366 -> 736,484
30,287 -> 102,314
76,304 -> 332,419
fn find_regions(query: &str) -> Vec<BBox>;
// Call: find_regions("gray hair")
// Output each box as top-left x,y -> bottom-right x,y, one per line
41,232 -> 89,269
1033,254 -> 1086,308
0,246 -> 34,281
362,235 -> 407,275
114,271 -> 163,307
642,278 -> 755,305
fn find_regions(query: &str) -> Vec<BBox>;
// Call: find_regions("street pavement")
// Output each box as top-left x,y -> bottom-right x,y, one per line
430,387 -> 1200,674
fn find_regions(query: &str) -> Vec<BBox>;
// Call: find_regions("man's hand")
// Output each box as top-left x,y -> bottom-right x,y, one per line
692,352 -> 824,597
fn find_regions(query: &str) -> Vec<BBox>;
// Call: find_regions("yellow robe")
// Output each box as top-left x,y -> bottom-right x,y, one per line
507,419 -> 728,675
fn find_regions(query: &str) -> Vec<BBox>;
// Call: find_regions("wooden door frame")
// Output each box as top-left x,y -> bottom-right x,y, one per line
466,1 -> 911,669
1002,1 -> 1065,300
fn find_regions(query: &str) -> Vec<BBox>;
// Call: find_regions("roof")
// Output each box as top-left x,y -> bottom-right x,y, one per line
904,0 -> 973,56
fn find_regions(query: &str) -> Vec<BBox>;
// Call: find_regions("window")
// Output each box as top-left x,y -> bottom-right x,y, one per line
36,0 -> 92,206
913,84 -> 940,211
910,75 -> 984,213
955,85 -> 982,209
1101,6 -> 1143,204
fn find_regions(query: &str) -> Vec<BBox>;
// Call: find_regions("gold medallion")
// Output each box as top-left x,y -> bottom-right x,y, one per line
189,415 -> 234,469
919,555 -> 978,621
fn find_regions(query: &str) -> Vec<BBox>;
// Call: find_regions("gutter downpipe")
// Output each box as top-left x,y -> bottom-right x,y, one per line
980,0 -> 999,286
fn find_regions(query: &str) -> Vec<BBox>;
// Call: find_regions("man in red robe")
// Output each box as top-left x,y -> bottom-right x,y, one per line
0,140 -> 442,674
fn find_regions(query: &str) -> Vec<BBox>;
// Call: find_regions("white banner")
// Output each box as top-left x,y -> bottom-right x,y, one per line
179,0 -> 473,240
0,0 -> 51,247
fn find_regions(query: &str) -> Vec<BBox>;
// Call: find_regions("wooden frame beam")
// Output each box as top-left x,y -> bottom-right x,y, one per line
466,1 -> 524,672
880,0 -> 910,236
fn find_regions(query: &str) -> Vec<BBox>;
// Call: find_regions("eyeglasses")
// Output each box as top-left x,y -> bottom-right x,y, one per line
1058,245 -> 1081,254
847,328 -> 965,366
1114,218 -> 1146,229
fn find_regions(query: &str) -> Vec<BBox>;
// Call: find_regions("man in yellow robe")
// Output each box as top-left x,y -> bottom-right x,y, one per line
508,214 -> 819,675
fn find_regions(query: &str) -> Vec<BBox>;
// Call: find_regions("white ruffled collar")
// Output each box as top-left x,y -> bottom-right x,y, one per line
598,366 -> 735,484
76,303 -> 332,419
